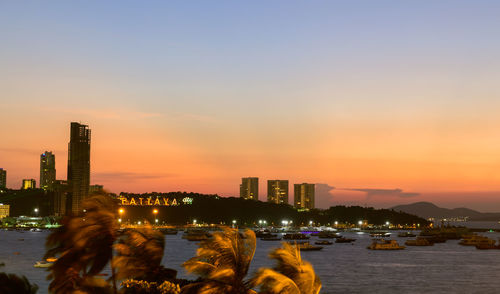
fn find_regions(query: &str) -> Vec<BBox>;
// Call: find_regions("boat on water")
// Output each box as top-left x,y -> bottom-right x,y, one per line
475,243 -> 500,250
318,232 -> 341,239
291,242 -> 323,251
283,233 -> 310,240
459,234 -> 495,246
370,232 -> 391,238
367,239 -> 405,250
315,240 -> 333,245
405,238 -> 434,246
260,237 -> 282,241
34,260 -> 54,268
182,229 -> 212,241
335,237 -> 356,243
398,232 -> 417,238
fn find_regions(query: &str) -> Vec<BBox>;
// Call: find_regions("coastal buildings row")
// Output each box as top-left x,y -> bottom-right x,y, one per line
240,177 -> 315,209
0,122 -> 96,216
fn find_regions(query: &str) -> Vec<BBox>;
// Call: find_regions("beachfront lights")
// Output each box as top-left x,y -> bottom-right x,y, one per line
193,219 -> 197,224
155,219 -> 158,223
34,208 -> 38,213
232,220 -> 237,224
118,218 -> 122,223
153,209 -> 158,214
309,220 -> 313,225
334,221 -> 338,225
138,221 -> 141,225
386,221 -> 390,226
358,220 -> 363,225
119,208 -> 124,214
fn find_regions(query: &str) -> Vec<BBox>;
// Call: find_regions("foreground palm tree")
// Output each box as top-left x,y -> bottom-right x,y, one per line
0,272 -> 39,294
182,227 -> 257,294
45,194 -> 119,294
251,243 -> 321,294
112,225 -> 166,281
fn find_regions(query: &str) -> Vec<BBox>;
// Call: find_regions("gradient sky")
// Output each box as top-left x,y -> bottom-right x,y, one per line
1,1 -> 500,211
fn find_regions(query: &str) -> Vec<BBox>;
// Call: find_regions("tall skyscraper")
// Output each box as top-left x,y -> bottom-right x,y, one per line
240,177 -> 259,200
22,179 -> 36,190
67,122 -> 91,214
40,151 -> 56,191
267,180 -> 289,204
0,168 -> 6,189
294,183 -> 315,210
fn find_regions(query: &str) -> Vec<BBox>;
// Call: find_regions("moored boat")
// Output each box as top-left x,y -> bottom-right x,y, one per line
370,232 -> 391,238
315,240 -> 333,245
405,238 -> 433,246
283,233 -> 310,240
291,242 -> 323,251
335,237 -> 356,243
398,232 -> 417,238
34,261 -> 53,268
459,234 -> 495,246
367,239 -> 405,250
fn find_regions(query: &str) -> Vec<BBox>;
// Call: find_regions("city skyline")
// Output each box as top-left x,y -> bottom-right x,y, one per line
1,1 -> 500,211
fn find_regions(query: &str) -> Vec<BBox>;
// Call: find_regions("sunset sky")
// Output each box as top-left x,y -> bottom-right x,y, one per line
1,1 -> 500,211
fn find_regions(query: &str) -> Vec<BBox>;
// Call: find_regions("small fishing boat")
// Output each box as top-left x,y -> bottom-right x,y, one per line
335,237 -> 356,243
34,261 -> 53,268
315,240 -> 333,245
398,232 -> 417,238
367,239 -> 405,250
292,242 -> 323,251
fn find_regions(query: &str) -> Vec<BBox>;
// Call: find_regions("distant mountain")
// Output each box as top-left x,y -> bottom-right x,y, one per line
390,202 -> 500,221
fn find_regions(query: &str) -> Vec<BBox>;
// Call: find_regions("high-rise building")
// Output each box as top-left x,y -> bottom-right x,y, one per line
240,177 -> 259,200
267,180 -> 289,204
67,122 -> 91,214
40,151 -> 56,191
0,204 -> 9,218
294,183 -> 315,210
89,184 -> 104,194
0,168 -> 6,189
22,179 -> 36,190
52,180 -> 69,217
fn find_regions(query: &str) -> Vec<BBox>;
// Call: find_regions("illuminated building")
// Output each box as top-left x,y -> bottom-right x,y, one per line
67,122 -> 91,214
53,180 -> 69,216
240,177 -> 259,200
0,204 -> 9,218
40,151 -> 56,191
0,168 -> 6,189
294,183 -> 315,209
267,180 -> 289,204
89,184 -> 104,194
22,179 -> 36,190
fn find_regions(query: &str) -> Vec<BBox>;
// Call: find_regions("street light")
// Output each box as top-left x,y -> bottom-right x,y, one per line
153,209 -> 158,225
358,220 -> 363,226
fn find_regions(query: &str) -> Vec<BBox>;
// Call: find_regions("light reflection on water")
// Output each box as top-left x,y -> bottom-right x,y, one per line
2,230 -> 500,293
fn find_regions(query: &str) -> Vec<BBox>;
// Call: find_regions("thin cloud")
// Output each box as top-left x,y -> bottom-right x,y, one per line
39,106 -> 162,120
93,171 -> 176,182
344,188 -> 420,200
315,183 -> 336,208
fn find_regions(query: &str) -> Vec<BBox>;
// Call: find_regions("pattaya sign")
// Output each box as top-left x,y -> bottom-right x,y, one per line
118,196 -> 193,206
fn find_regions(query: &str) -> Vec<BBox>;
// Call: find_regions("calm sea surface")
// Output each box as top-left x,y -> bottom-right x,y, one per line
2,227 -> 500,294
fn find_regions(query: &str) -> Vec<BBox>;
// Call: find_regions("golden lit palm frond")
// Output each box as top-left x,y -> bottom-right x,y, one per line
112,226 -> 165,281
251,268 -> 301,294
252,242 -> 321,294
182,227 -> 256,294
45,195 -> 120,293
